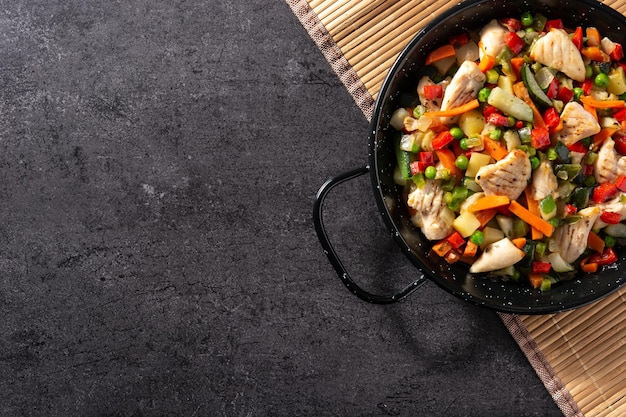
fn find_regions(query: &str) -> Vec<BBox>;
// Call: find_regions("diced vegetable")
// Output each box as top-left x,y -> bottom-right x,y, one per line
465,152 -> 492,177
487,86 -> 534,122
425,44 -> 457,65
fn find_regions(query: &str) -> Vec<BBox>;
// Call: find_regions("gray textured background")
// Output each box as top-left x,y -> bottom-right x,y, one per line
0,1 -> 563,416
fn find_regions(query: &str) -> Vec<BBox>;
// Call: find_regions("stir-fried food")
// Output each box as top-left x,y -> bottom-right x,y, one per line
391,12 -> 626,291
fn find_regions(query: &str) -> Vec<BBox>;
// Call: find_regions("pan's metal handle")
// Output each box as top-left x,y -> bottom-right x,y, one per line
313,165 -> 426,304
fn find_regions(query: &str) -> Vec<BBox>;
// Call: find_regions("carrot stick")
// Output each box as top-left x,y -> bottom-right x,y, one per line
524,188 -> 544,240
593,126 -> 619,147
474,208 -> 497,227
508,200 -> 554,237
587,230 -> 605,254
425,44 -> 456,65
583,101 -> 598,121
482,136 -> 509,161
467,195 -> 510,212
510,57 -> 525,80
513,82 -> 546,128
432,240 -> 452,257
586,27 -> 601,46
580,95 -> 625,109
423,99 -> 480,118
434,148 -> 463,181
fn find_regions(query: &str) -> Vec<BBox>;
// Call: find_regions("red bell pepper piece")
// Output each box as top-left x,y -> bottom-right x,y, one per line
613,107 -> 626,123
501,18 -> 522,32
546,77 -> 559,99
530,127 -> 551,150
614,133 -> 626,155
567,141 -> 588,154
419,151 -> 434,164
532,261 -> 552,274
588,247 -> 618,266
571,26 -> 583,50
557,86 -> 574,103
592,182 -> 619,203
610,43 -> 624,61
483,105 -> 500,119
581,79 -> 593,95
544,19 -> 564,32
615,175 -> 626,192
446,231 -> 466,250
543,108 -> 561,133
410,161 -> 430,175
487,113 -> 511,127
600,211 -> 622,224
423,84 -> 443,99
449,33 -> 469,46
565,204 -> 578,215
504,31 -> 525,54
432,131 -> 455,150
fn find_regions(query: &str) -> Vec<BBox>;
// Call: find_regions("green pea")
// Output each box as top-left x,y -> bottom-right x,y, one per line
459,138 -> 469,150
478,87 -> 491,103
573,87 -> 584,100
585,65 -> 593,79
449,127 -> 464,139
489,128 -> 503,140
424,165 -> 437,179
594,72 -> 610,88
469,230 -> 484,246
455,154 -> 469,170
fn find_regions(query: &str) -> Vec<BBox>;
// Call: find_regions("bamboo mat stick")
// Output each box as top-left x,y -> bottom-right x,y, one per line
330,1 -> 396,41
315,0 -> 347,21
324,0 -> 387,35
547,328 -> 625,371
336,0 -> 415,49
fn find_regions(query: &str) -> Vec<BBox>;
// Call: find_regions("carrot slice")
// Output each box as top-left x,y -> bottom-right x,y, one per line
425,44 -> 456,65
467,195 -> 510,212
593,126 -> 619,147
508,200 -> 554,237
513,82 -> 546,128
423,99 -> 480,118
432,240 -> 453,257
580,95 -> 625,109
581,46 -> 609,62
474,208 -> 497,227
511,237 -> 527,250
463,240 -> 479,258
528,273 -> 544,289
587,230 -> 606,254
482,136 -> 509,161
580,257 -> 599,273
586,27 -> 601,46
524,188 -> 544,240
583,101 -> 598,121
478,54 -> 496,73
510,57 -> 525,80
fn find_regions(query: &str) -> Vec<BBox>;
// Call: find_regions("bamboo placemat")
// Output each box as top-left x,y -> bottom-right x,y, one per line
288,0 -> 626,415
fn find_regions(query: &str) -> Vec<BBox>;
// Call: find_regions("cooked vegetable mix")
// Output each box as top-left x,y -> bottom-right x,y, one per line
391,13 -> 626,290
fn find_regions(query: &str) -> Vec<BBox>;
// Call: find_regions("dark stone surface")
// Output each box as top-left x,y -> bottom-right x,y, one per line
0,1 -> 564,416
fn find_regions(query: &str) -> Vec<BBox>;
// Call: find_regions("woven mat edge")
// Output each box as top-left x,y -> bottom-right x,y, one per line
285,0 -> 587,414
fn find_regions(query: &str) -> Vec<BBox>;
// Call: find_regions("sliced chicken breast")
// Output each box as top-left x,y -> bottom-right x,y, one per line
475,149 -> 531,200
531,160 -> 558,201
407,180 -> 455,241
440,61 -> 486,111
551,102 -> 601,146
594,137 -> 626,183
530,29 -> 586,82
479,19 -> 507,58
469,238 -> 525,273
592,194 -> 626,221
552,207 -> 601,263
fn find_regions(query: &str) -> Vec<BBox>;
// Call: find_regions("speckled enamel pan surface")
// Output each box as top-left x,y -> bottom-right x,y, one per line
369,0 -> 626,314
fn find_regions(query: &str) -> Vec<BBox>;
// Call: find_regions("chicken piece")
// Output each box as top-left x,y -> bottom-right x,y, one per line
594,137 -> 626,183
417,76 -> 446,112
531,160 -> 558,201
530,29 -> 586,82
551,102 -> 601,146
479,19 -> 507,58
475,149 -> 531,200
593,194 -> 626,222
440,61 -> 486,111
407,180 -> 455,241
469,238 -> 525,273
552,207 -> 601,263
